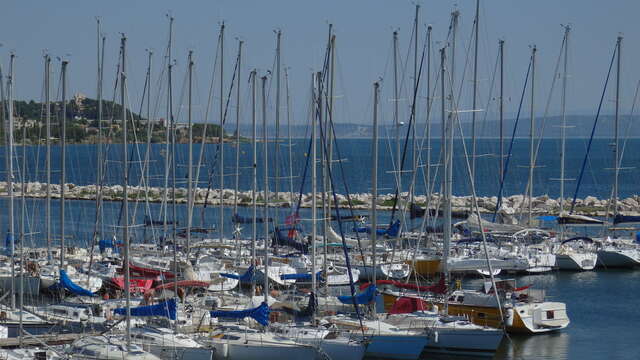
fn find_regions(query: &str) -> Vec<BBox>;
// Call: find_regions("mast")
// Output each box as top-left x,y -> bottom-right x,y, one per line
440,47 -> 450,312
19,102 -> 27,347
233,41 -> 243,221
274,30 -> 281,225
96,18 -> 104,247
285,67 -> 294,205
250,70 -> 257,297
186,50 -> 194,255
311,72 -> 318,323
411,4 -> 419,211
59,59 -> 68,273
528,45 -> 536,224
44,55 -> 52,260
393,30 -> 400,191
498,39 -> 505,183
6,53 -> 15,309
219,22 -> 225,243
261,75 -> 270,303
371,81 -> 379,317
425,25 -> 432,203
559,27 -> 570,219
163,16 -> 174,239
233,41 -> 243,257
613,35 -> 622,218
471,0 -> 480,180
120,34 -> 132,349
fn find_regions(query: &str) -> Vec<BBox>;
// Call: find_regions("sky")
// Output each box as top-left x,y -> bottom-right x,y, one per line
2,0 -> 639,126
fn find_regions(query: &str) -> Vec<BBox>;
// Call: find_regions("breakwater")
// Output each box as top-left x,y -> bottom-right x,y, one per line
1,181 -> 638,217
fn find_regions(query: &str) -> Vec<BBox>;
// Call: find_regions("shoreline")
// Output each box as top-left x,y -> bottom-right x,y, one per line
1,181 -> 638,217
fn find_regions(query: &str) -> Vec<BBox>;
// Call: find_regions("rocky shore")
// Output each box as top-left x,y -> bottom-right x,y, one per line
1,181 -> 639,216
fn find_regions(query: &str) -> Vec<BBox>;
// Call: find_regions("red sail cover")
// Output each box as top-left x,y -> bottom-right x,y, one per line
129,263 -> 175,279
389,297 -> 429,314
111,277 -> 154,293
360,276 -> 447,295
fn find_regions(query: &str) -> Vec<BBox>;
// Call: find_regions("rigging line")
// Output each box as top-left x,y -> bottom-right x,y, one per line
387,23 -> 429,226
569,42 -> 617,214
492,53 -> 533,222
201,45 -> 240,219
516,35 -> 566,219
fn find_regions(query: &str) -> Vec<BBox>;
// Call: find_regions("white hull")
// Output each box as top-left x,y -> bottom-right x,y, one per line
297,337 -> 365,360
364,334 -> 428,360
555,253 -> 597,271
597,249 -> 640,268
426,328 -> 503,357
210,341 -> 318,360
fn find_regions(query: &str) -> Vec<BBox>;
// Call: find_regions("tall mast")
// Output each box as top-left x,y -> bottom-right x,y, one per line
233,41 -> 243,221
393,30 -> 400,191
95,18 -> 104,246
45,54 -> 52,260
19,99 -> 27,347
274,30 -> 281,225
528,45 -> 536,224
425,25 -> 432,201
120,34 -> 131,349
233,41 -> 243,258
498,39 -> 505,183
371,81 -> 379,317
471,0 -> 480,181
285,67 -> 294,204
59,59 -> 68,273
250,70 -> 257,297
411,4 -> 419,211
6,53 -> 15,309
261,75 -> 270,303
440,47 -> 451,309
310,72 -> 318,323
613,36 -> 622,218
218,22 -> 225,243
163,16 -> 174,238
186,50 -> 194,255
559,27 -> 570,218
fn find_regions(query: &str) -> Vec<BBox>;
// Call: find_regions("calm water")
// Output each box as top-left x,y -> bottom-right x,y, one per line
1,138 -> 639,199
1,138 -> 640,359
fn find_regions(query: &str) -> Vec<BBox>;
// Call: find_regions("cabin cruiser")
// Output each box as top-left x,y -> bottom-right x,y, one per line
554,237 -> 598,270
596,236 -> 640,267
68,335 -> 161,359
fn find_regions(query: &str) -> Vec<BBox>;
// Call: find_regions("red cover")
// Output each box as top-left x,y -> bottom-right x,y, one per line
152,280 -> 209,291
129,263 -> 175,279
389,297 -> 429,314
111,277 -> 154,292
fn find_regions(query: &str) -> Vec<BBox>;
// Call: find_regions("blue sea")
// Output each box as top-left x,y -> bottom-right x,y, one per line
0,138 -> 639,359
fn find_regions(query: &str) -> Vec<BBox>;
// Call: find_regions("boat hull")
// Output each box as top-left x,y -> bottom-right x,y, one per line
426,328 -> 503,357
364,334 -> 428,360
597,250 -> 640,268
555,253 -> 597,271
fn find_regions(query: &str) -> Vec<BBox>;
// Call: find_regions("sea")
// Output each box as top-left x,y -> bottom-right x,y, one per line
0,138 -> 639,359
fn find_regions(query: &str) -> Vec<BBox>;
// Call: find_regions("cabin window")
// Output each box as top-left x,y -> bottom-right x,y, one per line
477,312 -> 486,319
457,296 -> 464,302
546,311 -> 554,319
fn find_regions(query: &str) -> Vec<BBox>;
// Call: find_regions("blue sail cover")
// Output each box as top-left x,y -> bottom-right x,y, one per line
220,265 -> 254,282
272,227 -> 308,253
210,302 -> 270,326
50,270 -> 96,297
114,298 -> 177,320
4,233 -> 14,256
280,271 -> 323,281
338,284 -> 377,305
354,220 -> 401,237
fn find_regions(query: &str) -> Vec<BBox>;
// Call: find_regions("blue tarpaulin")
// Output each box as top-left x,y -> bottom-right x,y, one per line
220,265 -> 254,282
338,284 -> 377,305
114,298 -> 177,320
210,302 -> 270,326
49,270 -> 96,297
4,233 -> 13,256
280,271 -> 323,281
354,220 -> 401,237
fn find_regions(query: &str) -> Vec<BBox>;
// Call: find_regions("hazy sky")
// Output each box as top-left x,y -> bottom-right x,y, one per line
2,0 -> 639,126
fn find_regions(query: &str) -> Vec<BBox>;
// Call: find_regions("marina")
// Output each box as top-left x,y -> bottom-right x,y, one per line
2,1 -> 640,360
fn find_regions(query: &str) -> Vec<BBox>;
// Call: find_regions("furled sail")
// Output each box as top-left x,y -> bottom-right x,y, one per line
114,298 -> 177,320
338,284 -> 377,305
210,302 -> 270,326
50,270 -> 96,297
